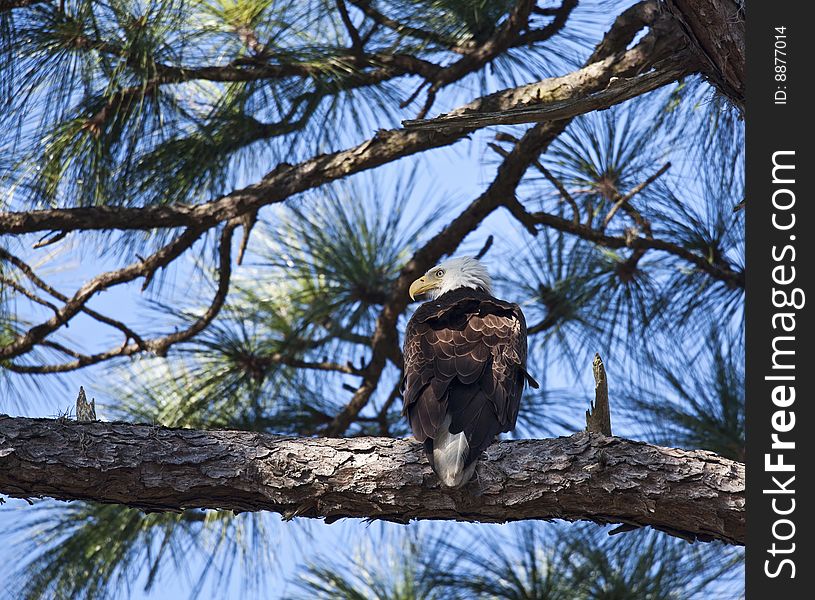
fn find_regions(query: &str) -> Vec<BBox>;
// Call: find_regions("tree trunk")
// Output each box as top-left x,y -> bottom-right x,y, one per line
0,415 -> 744,544
662,0 -> 745,108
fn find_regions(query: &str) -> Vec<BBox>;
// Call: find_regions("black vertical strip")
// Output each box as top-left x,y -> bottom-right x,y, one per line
746,2 -> 812,596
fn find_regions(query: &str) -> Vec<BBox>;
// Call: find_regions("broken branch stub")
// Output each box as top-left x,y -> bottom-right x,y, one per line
586,353 -> 612,435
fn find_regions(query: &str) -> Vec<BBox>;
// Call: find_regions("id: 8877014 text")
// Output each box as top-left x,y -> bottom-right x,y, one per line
774,26 -> 788,105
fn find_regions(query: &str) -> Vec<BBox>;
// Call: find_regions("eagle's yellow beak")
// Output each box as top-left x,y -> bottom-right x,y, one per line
409,276 -> 437,301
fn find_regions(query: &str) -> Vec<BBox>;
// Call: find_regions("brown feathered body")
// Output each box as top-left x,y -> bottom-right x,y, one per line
402,287 -> 537,488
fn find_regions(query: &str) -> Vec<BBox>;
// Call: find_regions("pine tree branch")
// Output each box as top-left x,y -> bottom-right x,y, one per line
256,356 -> 365,376
503,205 -> 744,288
602,162 -> 670,230
527,313 -> 560,335
0,226 -> 207,360
588,0 -> 663,63
491,135 -> 580,223
541,211 -> 744,287
66,33 -> 438,83
350,0 -> 576,58
0,248 -> 148,350
513,0 -> 578,46
402,0 -> 678,130
0,415 -> 744,545
411,0 -> 577,117
347,0 -> 462,50
0,276 -> 61,315
1,1 -> 701,433
0,7 -> 686,237
2,225 -> 236,371
335,0 -> 364,54
50,0 -> 574,138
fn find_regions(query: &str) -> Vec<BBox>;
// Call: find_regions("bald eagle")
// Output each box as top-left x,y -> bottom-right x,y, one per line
402,256 -> 538,488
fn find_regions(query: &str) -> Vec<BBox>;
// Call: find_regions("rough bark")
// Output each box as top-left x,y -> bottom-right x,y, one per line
662,0 -> 745,108
402,60 -> 690,131
0,415 -> 744,545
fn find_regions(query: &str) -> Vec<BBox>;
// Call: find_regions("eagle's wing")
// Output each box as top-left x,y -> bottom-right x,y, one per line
402,293 -> 536,464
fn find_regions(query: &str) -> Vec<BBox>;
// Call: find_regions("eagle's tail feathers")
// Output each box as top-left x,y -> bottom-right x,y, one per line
432,415 -> 476,488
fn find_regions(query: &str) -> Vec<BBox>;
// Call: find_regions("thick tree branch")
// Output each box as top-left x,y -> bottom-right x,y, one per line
0,415 -> 744,545
403,52 -> 691,131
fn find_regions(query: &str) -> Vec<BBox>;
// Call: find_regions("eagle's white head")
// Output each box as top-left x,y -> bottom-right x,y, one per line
409,256 -> 493,301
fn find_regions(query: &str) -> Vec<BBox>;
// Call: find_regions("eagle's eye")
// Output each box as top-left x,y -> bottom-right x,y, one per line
435,269 -> 444,278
